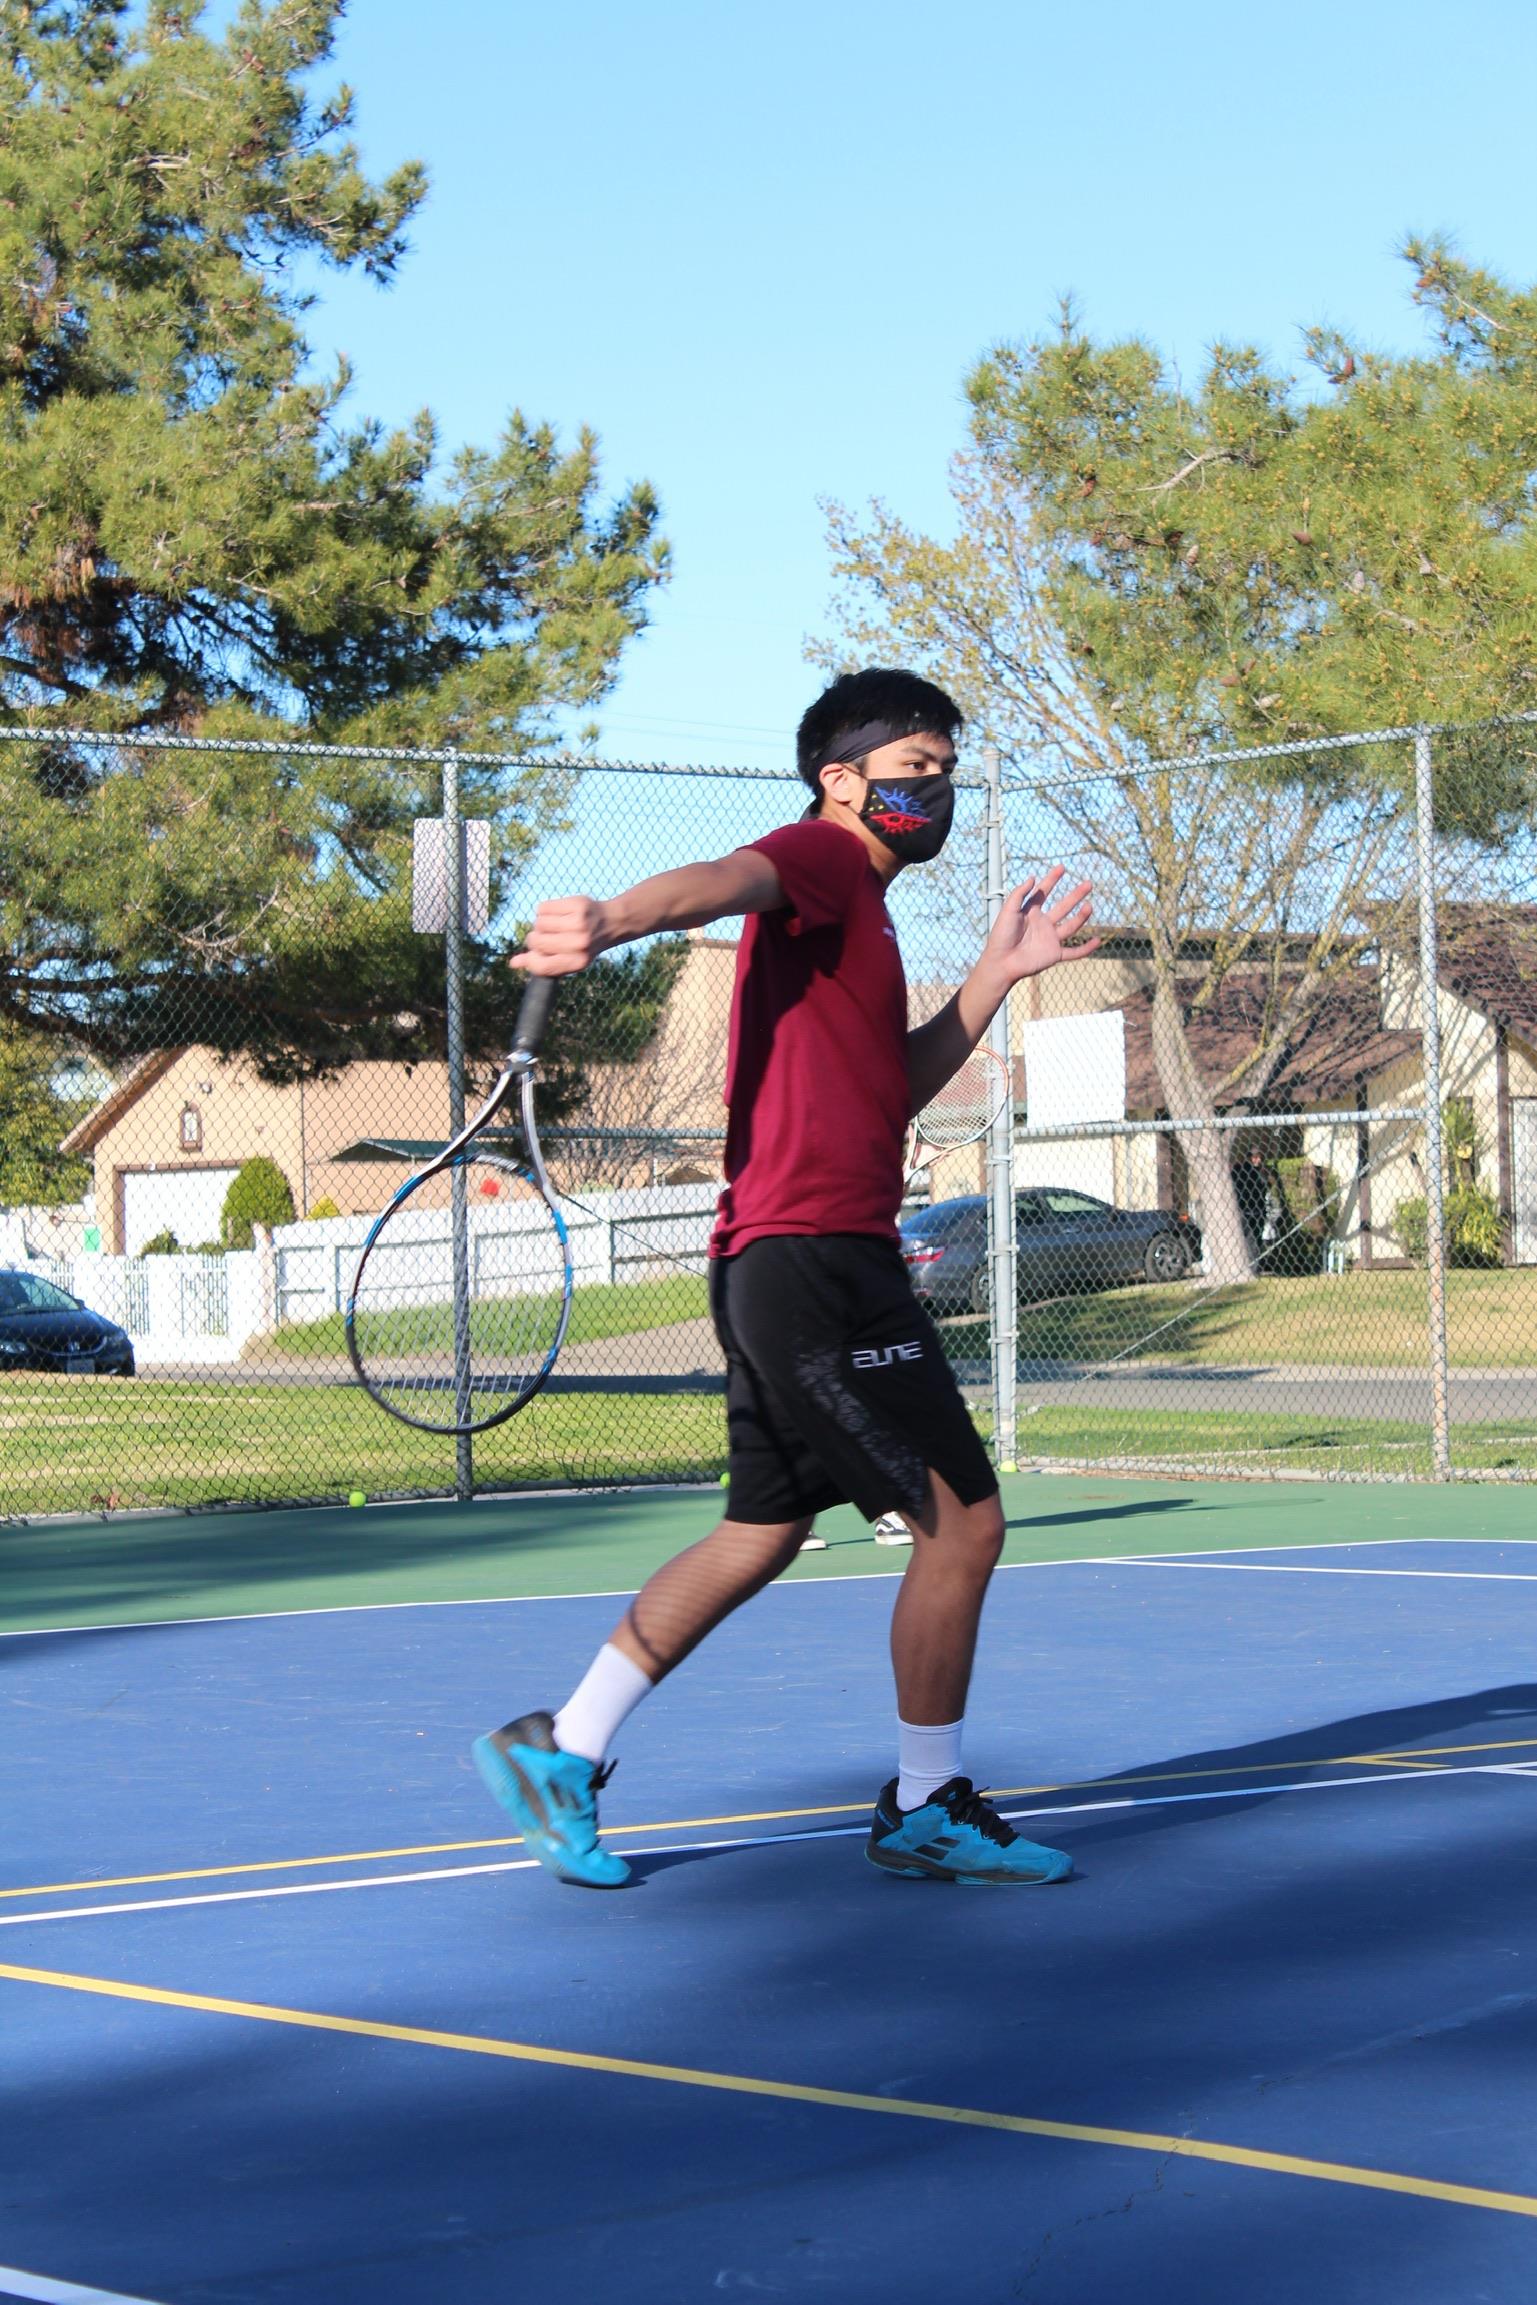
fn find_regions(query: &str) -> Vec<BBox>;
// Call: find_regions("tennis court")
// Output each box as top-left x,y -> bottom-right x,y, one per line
5,1472 -> 1537,2302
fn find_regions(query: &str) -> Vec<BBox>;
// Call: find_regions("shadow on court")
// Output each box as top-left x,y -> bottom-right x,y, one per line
0,1480 -> 1211,1635
623,1682 -> 1537,1888
1003,1494 -> 1198,1534
7,1556 -> 1537,2301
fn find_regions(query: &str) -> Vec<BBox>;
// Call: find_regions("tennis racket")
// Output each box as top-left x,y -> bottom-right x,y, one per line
905,1043 -> 1011,1187
345,974 -> 572,1434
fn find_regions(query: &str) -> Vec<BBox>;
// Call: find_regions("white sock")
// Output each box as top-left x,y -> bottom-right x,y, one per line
896,1718 -> 965,1812
552,1643 -> 655,1765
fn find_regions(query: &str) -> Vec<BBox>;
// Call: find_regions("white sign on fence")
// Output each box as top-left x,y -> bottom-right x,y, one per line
1020,1009 -> 1127,1131
412,817 -> 491,935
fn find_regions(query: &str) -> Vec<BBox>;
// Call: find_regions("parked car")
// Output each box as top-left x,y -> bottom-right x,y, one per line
0,1268 -> 135,1375
900,1189 -> 1202,1316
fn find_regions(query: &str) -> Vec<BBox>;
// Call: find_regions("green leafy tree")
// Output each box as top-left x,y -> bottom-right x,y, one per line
825,244 -> 1537,1277
0,1019 -> 91,1202
0,0 -> 668,1078
220,1152 -> 294,1247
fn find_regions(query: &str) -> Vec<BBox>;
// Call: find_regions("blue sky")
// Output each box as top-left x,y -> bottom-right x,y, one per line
286,0 -> 1537,774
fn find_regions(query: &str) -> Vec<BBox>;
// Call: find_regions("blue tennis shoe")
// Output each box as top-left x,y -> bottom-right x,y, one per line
472,1710 -> 631,1889
867,1776 -> 1073,1885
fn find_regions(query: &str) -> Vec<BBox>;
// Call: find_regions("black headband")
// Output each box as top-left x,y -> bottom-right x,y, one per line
810,718 -> 903,774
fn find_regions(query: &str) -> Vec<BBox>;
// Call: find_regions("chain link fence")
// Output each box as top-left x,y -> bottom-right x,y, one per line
1,717 -> 1533,1519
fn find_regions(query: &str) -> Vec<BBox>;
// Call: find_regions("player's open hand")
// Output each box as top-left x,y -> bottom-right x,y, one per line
985,867 -> 1099,983
510,896 -> 613,977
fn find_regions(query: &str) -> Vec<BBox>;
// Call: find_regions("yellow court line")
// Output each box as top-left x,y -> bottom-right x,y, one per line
1344,1756 -> 1451,1770
1353,1736 -> 1537,1761
3,1960 -> 1535,2222
8,1735 -> 1537,1902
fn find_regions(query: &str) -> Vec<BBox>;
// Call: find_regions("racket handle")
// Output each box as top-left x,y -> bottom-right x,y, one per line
511,971 -> 557,1059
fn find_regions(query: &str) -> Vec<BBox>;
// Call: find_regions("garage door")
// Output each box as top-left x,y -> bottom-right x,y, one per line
121,1168 -> 241,1255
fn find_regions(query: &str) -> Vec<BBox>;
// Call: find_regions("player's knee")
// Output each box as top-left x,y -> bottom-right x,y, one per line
965,1496 -> 1006,1571
721,1516 -> 812,1578
769,1520 -> 814,1573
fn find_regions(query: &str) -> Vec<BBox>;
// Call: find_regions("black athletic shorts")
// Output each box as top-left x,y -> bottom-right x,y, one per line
708,1233 -> 998,1526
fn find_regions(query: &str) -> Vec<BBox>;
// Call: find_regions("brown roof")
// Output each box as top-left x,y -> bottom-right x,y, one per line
56,1047 -> 184,1156
1434,904 -> 1537,1046
1081,968 -> 1418,1117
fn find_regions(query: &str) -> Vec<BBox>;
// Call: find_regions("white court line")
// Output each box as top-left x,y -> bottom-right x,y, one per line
0,2267 -> 167,2305
1117,1560 -> 1537,1584
6,1536 -> 1530,1641
0,1551 -> 1149,1641
1,1763 -> 1508,1930
1111,1536 -> 1537,1560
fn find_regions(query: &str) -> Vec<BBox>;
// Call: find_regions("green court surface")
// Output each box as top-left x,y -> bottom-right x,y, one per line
4,1470 -> 1535,1634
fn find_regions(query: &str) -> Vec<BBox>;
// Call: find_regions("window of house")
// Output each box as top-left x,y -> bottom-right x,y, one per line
180,1105 -> 203,1152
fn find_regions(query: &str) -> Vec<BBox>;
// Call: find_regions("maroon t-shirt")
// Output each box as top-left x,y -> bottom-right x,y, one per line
710,818 -> 909,1257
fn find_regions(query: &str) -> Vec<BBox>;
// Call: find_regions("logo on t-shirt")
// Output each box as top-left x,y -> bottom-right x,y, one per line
852,1340 -> 923,1369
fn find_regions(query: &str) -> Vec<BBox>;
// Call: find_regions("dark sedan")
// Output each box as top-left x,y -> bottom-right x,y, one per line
901,1188 -> 1202,1316
0,1268 -> 135,1375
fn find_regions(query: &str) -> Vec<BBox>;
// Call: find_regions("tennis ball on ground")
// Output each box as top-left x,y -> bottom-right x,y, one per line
348,1490 -> 367,1508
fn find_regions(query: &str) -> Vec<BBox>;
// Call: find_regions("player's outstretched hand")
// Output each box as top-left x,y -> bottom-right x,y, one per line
985,867 -> 1100,983
511,896 -> 613,977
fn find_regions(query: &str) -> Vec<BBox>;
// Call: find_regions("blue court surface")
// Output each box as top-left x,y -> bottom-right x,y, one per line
4,1521 -> 1537,2302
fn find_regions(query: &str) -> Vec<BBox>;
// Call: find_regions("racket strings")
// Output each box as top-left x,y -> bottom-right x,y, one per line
911,1048 -> 1010,1158
349,1155 -> 569,1430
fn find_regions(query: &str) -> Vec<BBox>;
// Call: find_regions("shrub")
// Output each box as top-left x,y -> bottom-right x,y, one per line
1391,1185 -> 1502,1269
138,1227 -> 179,1256
221,1157 -> 296,1250
307,1196 -> 340,1220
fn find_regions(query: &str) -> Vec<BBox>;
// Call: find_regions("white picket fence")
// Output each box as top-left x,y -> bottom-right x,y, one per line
35,1250 -> 259,1366
27,1183 -> 720,1366
271,1182 -> 720,1329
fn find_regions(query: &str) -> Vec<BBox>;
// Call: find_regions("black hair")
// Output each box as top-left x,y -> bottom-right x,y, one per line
795,667 -> 963,799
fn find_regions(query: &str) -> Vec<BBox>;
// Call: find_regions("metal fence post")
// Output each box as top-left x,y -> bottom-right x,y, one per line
442,745 -> 474,1503
982,743 -> 1019,1472
1413,728 -> 1453,1479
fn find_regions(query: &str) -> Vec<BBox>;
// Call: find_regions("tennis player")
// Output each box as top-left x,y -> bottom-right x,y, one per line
474,668 -> 1098,1887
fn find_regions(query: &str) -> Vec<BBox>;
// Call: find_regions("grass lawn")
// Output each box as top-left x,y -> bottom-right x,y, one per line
4,1364 -> 1532,1518
262,1273 -> 710,1360
0,1374 -> 728,1518
943,1266 -> 1537,1371
975,1403 -> 1537,1478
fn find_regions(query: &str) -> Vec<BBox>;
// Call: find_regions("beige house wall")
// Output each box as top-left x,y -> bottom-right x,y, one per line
565,935 -> 735,1185
81,1050 -> 460,1253
1345,980 -> 1505,1263
1014,952 -> 1147,1025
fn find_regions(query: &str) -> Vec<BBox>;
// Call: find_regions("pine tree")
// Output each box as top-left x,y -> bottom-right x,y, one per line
0,0 -> 669,1076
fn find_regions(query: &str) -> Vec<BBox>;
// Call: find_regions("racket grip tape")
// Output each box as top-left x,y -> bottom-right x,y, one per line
512,971 -> 557,1058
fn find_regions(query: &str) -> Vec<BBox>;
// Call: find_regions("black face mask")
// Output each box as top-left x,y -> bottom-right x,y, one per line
857,771 -> 955,863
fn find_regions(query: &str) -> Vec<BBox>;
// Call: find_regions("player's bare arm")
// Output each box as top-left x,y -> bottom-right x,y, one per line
906,866 -> 1099,1117
512,849 -> 786,976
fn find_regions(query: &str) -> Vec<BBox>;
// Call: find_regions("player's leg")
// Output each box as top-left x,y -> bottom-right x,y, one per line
472,1251 -> 828,1889
866,1468 -> 1069,1885
887,1466 -> 1003,1729
472,1511 -> 811,1890
710,1237 -> 1072,1883
611,1513 -> 814,1679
